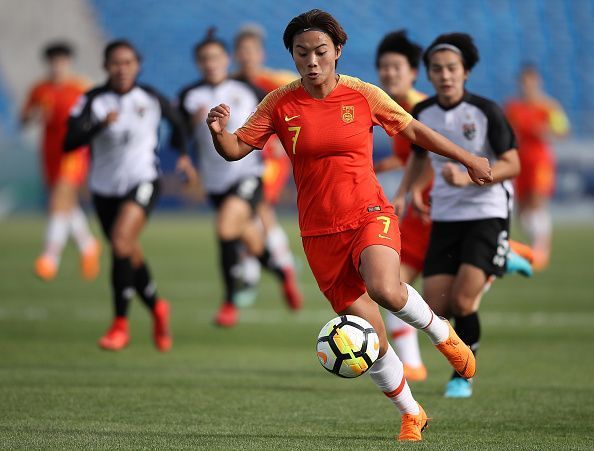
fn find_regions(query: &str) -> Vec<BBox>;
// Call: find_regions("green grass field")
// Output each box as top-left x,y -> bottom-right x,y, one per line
1,214 -> 593,450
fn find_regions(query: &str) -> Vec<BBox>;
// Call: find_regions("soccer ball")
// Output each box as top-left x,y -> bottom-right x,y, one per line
316,315 -> 380,378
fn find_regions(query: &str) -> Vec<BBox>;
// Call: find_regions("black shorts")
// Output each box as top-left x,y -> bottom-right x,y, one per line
208,176 -> 263,213
92,179 -> 161,239
423,218 -> 509,278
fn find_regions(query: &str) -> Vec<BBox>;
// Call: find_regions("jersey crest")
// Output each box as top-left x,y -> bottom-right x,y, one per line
463,122 -> 476,140
342,105 -> 354,123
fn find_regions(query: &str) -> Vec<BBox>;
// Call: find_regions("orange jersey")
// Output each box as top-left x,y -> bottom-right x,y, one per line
391,89 -> 427,162
236,75 -> 412,236
251,68 -> 298,94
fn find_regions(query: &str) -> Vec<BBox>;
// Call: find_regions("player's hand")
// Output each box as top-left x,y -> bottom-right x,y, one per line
442,162 -> 472,187
206,104 -> 231,134
104,111 -> 119,126
464,156 -> 492,186
175,155 -> 199,186
411,188 -> 431,224
392,193 -> 406,217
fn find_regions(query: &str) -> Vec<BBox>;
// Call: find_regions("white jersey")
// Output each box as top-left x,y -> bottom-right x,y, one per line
65,83 -> 187,196
413,92 -> 517,221
178,79 -> 263,194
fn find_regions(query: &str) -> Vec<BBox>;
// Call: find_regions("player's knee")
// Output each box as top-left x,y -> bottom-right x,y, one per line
111,234 -> 133,257
450,292 -> 476,316
368,283 -> 405,311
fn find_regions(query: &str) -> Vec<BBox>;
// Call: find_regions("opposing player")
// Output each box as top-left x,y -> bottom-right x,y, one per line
505,65 -> 569,270
64,40 -> 197,351
178,30 -> 301,327
207,10 -> 493,441
396,33 -> 520,398
21,42 -> 100,282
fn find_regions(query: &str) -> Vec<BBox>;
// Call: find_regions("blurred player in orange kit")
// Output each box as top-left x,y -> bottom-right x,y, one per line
233,25 -> 299,299
21,42 -> 100,282
505,65 -> 569,270
373,30 -> 429,382
207,10 -> 496,441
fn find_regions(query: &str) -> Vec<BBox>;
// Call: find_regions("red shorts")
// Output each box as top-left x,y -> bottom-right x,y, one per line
516,157 -> 555,201
399,204 -> 432,273
302,213 -> 401,313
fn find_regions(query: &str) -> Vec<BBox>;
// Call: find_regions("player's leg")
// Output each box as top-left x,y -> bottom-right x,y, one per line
338,293 -> 427,441
258,202 -> 295,270
519,193 -> 552,271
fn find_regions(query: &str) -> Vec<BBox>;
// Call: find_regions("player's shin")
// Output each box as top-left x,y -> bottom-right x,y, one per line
133,262 -> 157,310
112,255 -> 135,317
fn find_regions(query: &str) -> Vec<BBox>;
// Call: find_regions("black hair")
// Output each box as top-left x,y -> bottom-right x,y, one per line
423,32 -> 479,71
283,9 -> 347,54
375,30 -> 422,69
194,27 -> 228,58
103,39 -> 142,65
43,41 -> 73,60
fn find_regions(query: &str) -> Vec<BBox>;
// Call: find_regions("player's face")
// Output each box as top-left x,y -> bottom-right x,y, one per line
197,43 -> 229,85
292,31 -> 341,90
427,50 -> 468,105
105,47 -> 140,93
378,53 -> 417,100
235,37 -> 264,73
520,70 -> 541,96
47,55 -> 72,81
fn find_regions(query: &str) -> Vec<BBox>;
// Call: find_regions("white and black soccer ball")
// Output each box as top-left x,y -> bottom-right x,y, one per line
316,315 -> 380,378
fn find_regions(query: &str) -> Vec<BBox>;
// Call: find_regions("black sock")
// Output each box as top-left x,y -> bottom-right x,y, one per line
451,312 -> 481,379
219,239 -> 241,304
133,262 -> 157,311
112,255 -> 135,317
256,247 -> 285,281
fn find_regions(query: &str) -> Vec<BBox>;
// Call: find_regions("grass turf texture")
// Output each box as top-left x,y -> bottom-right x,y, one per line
0,215 -> 593,450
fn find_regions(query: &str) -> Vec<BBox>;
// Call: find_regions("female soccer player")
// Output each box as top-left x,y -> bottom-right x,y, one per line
21,42 -> 100,282
397,33 -> 520,398
206,10 -> 492,441
64,40 -> 197,352
373,30 -> 430,382
505,65 -> 569,271
178,30 -> 301,327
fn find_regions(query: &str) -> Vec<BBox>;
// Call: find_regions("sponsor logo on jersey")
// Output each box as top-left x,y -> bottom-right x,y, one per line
367,205 -> 381,212
463,122 -> 476,140
342,105 -> 354,123
284,114 -> 300,122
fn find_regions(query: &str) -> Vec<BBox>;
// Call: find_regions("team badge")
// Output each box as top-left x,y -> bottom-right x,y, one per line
136,105 -> 146,117
342,105 -> 354,123
463,122 -> 476,140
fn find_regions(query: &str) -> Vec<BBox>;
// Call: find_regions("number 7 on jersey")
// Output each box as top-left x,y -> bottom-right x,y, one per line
288,126 -> 301,154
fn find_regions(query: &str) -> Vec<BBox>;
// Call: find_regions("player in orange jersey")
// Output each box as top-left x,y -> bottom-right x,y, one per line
233,25 -> 299,301
505,65 -> 569,270
21,42 -> 100,282
207,10 -> 493,441
373,30 -> 430,382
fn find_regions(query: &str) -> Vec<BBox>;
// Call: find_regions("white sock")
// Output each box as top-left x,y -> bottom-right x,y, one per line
69,207 -> 95,253
43,213 -> 70,264
266,225 -> 294,269
393,283 -> 449,345
520,208 -> 552,249
369,345 -> 419,415
385,313 -> 423,367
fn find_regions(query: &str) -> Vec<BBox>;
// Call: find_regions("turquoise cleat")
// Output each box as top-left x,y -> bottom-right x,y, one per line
506,250 -> 533,277
444,377 -> 473,398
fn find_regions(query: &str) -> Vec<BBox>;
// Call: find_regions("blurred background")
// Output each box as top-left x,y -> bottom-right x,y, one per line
0,0 -> 593,217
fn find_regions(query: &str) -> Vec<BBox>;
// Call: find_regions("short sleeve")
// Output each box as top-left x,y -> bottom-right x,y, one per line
365,83 -> 413,136
485,102 -> 517,155
23,83 -> 44,110
235,92 -> 276,149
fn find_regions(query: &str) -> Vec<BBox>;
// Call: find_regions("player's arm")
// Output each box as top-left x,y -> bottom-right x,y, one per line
20,87 -> 41,126
207,104 -> 255,161
391,151 -> 426,215
374,155 -> 404,173
400,118 -> 492,185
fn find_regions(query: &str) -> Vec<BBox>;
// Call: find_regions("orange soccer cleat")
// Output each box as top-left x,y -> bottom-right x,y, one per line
80,239 -> 101,281
509,240 -> 535,264
98,317 -> 130,351
152,299 -> 172,352
281,267 -> 302,311
34,255 -> 58,281
398,403 -> 428,441
435,320 -> 476,379
214,303 -> 238,327
403,364 -> 428,382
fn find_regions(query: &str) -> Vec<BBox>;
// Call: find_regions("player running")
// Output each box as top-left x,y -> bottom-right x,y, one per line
64,40 -> 197,352
396,33 -> 520,398
505,65 -> 569,271
178,30 -> 301,328
207,10 -> 493,441
21,42 -> 100,282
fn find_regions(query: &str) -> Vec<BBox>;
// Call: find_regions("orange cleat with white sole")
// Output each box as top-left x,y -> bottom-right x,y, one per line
80,239 -> 101,281
98,317 -> 130,351
398,403 -> 428,441
281,267 -> 302,311
153,299 -> 172,352
214,303 -> 238,327
403,364 -> 428,382
435,320 -> 476,379
34,255 -> 58,281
